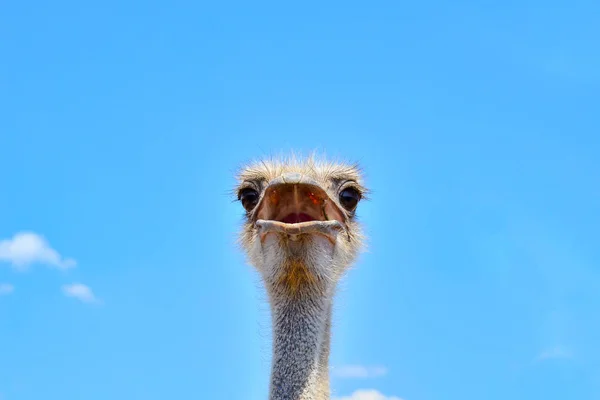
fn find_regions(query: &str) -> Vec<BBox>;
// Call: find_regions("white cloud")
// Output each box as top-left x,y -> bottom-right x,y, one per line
62,283 -> 99,304
0,283 -> 14,295
538,346 -> 573,361
333,389 -> 404,400
0,232 -> 76,270
332,365 -> 388,378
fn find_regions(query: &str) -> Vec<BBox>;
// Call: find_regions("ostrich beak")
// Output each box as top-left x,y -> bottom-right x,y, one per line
254,173 -> 346,241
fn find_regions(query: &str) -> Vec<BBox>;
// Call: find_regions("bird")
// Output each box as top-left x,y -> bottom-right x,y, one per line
235,154 -> 368,400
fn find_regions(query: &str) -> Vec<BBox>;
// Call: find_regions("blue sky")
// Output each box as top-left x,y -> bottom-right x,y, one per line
1,0 -> 599,399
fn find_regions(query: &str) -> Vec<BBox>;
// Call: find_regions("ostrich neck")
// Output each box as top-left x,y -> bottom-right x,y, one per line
268,290 -> 333,400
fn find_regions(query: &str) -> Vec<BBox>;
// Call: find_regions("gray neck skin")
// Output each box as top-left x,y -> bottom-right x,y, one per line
268,290 -> 334,400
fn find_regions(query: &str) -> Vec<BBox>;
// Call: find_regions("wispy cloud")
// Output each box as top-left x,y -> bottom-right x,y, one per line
333,389 -> 403,400
332,365 -> 388,379
62,283 -> 99,304
0,232 -> 76,270
0,283 -> 14,295
537,345 -> 573,361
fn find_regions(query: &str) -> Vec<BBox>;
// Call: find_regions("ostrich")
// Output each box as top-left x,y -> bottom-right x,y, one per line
235,156 -> 368,400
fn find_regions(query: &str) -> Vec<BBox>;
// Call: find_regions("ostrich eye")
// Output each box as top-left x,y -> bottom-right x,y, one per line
239,188 -> 259,212
339,187 -> 360,211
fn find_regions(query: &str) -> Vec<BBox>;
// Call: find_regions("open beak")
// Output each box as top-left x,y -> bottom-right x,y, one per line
253,173 -> 346,241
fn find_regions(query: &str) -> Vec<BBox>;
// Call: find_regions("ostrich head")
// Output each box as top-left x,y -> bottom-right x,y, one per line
235,156 -> 367,400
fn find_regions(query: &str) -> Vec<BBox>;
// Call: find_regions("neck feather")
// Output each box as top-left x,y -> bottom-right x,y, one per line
268,289 -> 333,400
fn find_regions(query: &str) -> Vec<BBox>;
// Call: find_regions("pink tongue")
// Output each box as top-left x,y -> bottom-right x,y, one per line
281,213 -> 316,224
